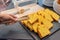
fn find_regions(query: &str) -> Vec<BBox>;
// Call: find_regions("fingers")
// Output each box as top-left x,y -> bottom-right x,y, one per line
2,20 -> 16,25
9,14 -> 17,18
9,15 -> 18,22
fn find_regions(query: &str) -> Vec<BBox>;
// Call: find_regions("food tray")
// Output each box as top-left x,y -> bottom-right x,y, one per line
18,3 -> 60,40
20,21 -> 60,40
18,4 -> 60,40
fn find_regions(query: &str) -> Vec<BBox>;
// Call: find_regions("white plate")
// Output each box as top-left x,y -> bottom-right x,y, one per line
53,0 -> 60,15
43,0 -> 54,7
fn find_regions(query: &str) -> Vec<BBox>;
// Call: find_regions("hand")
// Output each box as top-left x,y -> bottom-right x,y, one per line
0,13 -> 18,25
